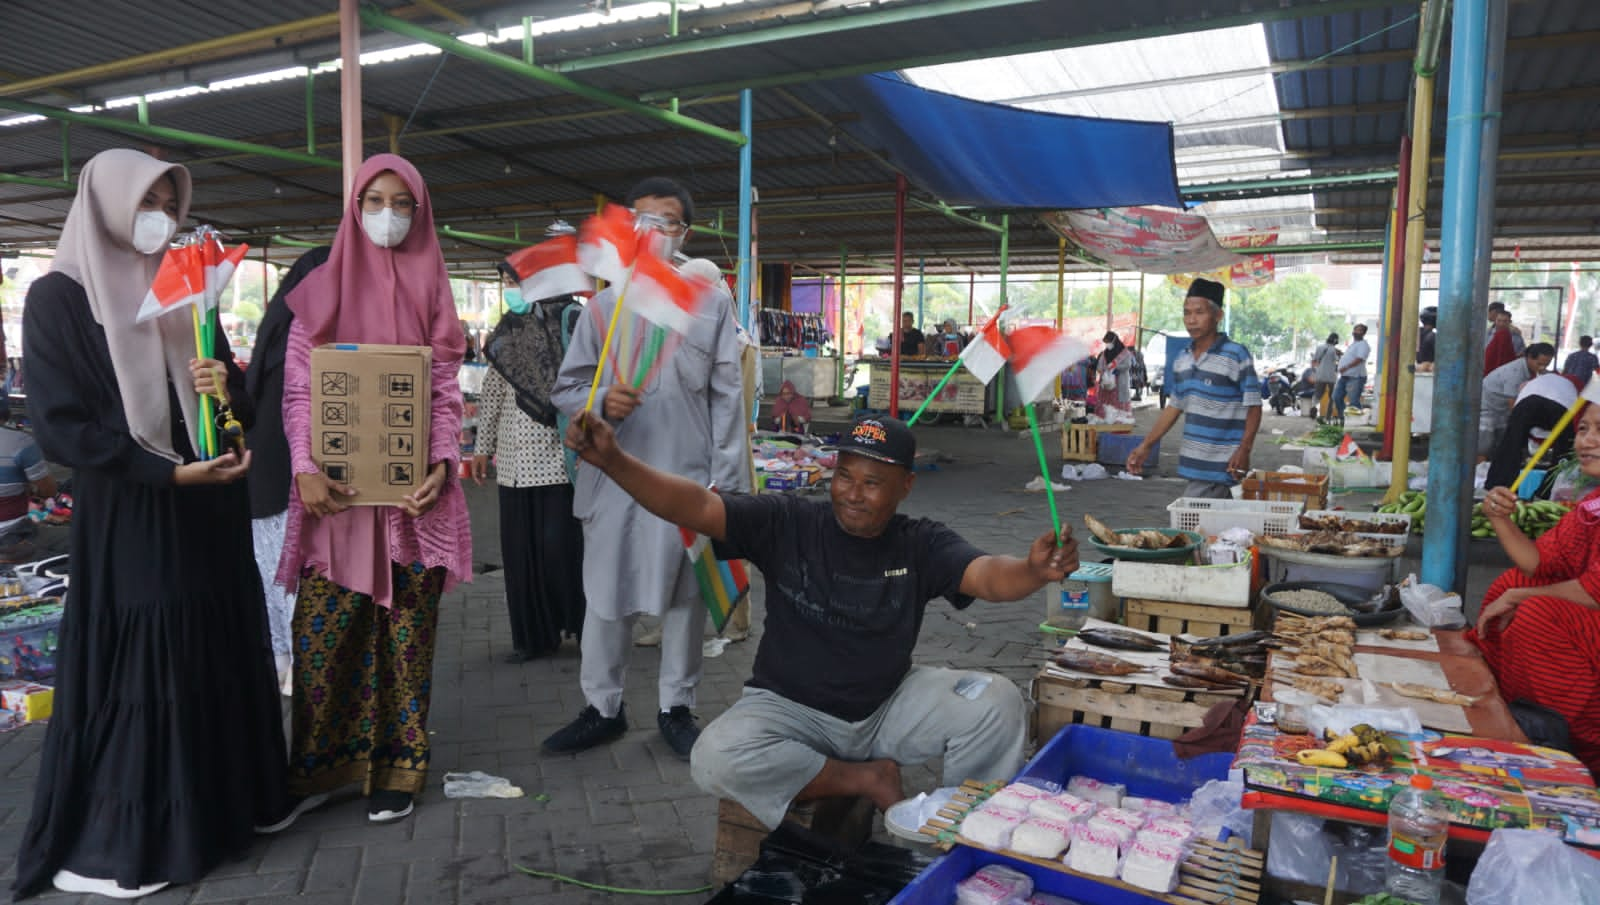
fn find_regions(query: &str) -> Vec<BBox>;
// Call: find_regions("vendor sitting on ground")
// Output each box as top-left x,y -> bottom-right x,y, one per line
563,412 -> 1077,829
1469,399 -> 1600,777
771,380 -> 812,434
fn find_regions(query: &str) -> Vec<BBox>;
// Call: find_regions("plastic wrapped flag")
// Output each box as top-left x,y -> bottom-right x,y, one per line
959,307 -> 1010,384
503,234 -> 591,301
681,525 -> 749,634
135,243 -> 205,322
1006,325 -> 1091,404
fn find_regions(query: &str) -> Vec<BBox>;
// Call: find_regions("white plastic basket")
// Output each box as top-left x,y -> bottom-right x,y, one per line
1295,509 -> 1412,541
1167,498 -> 1304,538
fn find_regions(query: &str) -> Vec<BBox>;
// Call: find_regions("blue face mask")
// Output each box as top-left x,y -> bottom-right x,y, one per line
503,287 -> 530,314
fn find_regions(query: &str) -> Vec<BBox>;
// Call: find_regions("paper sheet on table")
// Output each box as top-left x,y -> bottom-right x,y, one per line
1353,653 -> 1472,733
1355,619 -> 1441,653
1042,617 -> 1244,695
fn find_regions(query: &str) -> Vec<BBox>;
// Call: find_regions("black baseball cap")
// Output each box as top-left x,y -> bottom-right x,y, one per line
831,416 -> 916,469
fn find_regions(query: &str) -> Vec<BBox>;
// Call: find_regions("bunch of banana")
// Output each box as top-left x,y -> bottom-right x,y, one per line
1293,723 -> 1387,769
1469,499 -> 1568,539
1376,491 -> 1427,533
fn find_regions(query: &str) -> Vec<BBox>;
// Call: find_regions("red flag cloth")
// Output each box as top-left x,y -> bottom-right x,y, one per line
504,235 -> 591,301
958,308 -> 1010,384
577,203 -> 640,286
1006,324 -> 1091,404
135,243 -> 205,322
627,252 -> 713,335
1335,434 -> 1363,461
197,231 -> 248,311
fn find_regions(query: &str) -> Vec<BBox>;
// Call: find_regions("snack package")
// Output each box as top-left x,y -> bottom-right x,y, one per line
955,864 -> 1033,905
1011,817 -> 1076,859
961,805 -> 1028,850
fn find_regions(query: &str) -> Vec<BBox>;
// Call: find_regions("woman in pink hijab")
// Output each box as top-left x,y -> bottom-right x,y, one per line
276,154 -> 470,824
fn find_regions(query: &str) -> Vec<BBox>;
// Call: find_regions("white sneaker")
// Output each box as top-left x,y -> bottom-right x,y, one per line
254,791 -> 331,834
53,870 -> 169,899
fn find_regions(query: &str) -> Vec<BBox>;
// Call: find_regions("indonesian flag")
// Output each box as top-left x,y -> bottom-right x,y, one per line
504,235 -> 591,302
681,525 -> 750,634
1334,433 -> 1366,461
136,243 -> 205,322
196,231 -> 249,311
627,252 -> 713,335
1006,325 -> 1091,404
958,307 -> 1009,384
577,203 -> 640,286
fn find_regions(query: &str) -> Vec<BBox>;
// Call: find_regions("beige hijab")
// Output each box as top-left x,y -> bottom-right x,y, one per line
52,149 -> 198,463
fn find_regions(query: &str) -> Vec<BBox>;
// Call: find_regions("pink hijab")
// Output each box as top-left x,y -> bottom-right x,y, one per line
287,153 -> 465,361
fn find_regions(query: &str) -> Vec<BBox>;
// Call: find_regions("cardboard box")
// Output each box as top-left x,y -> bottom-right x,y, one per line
0,680 -> 53,722
310,344 -> 432,506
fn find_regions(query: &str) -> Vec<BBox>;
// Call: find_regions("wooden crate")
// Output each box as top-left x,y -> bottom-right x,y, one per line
1124,597 -> 1261,637
1031,667 -> 1239,743
711,795 -> 874,885
1059,423 -> 1132,462
1239,470 -> 1330,510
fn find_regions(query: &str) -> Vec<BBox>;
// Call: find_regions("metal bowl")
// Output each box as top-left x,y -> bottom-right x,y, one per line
1262,580 -> 1404,626
1086,527 -> 1202,563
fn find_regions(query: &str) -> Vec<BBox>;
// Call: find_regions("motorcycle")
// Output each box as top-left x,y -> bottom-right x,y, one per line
1263,367 -> 1298,415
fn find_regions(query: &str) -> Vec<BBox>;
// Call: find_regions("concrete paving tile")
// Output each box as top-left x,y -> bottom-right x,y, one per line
351,861 -> 406,905
190,870 -> 303,902
303,846 -> 362,892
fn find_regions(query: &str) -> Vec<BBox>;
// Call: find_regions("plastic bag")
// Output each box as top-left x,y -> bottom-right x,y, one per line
1467,828 -> 1600,904
1186,779 -> 1249,845
1078,463 -> 1108,481
1308,704 -> 1423,740
442,770 -> 524,799
1264,813 -> 1387,894
1398,574 -> 1466,629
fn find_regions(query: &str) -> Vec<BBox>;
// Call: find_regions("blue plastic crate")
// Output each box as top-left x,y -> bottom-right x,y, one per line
891,727 -> 1235,905
1097,433 -> 1157,468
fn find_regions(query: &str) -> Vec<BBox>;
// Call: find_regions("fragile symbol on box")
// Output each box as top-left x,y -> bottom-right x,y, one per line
322,401 -> 349,426
324,461 -> 350,483
321,432 -> 348,455
387,433 -> 414,456
387,462 -> 414,485
321,372 -> 350,396
385,374 -> 415,397
385,403 -> 414,427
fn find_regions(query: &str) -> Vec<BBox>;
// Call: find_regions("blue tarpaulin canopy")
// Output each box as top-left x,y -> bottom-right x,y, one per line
816,73 -> 1182,211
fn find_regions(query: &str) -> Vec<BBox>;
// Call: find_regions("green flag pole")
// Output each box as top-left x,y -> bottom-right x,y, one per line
905,360 -> 963,426
1025,403 -> 1062,543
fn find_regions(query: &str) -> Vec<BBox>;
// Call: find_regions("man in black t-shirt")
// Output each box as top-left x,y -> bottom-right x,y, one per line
564,412 -> 1078,830
897,311 -> 926,357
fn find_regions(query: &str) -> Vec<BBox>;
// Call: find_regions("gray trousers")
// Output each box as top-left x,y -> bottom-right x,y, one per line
690,666 -> 1027,829
580,571 -> 705,718
1184,479 -> 1235,499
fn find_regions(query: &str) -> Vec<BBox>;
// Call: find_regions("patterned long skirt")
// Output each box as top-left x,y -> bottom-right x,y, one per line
289,563 -> 444,796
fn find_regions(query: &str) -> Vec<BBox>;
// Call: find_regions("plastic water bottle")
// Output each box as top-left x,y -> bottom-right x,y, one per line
1385,774 -> 1448,904
1047,581 -> 1091,632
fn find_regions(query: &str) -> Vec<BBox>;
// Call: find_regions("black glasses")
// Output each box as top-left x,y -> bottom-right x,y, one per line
631,209 -> 689,237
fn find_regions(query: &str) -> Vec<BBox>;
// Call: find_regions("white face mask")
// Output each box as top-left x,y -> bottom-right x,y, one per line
131,210 -> 177,255
362,208 -> 412,248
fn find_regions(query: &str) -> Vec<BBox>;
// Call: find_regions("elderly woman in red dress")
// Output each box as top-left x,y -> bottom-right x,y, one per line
1470,400 -> 1600,776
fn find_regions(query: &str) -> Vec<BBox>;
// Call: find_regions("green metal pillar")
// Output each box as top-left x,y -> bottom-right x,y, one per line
304,70 -> 316,154
522,16 -> 534,64
60,122 -> 70,181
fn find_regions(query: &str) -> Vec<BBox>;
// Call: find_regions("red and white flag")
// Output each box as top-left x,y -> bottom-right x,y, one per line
1334,433 -> 1365,461
135,243 -> 205,322
1006,324 -> 1091,404
196,231 -> 249,310
577,203 -> 640,286
958,307 -> 1009,384
504,235 -> 591,301
627,252 -> 713,335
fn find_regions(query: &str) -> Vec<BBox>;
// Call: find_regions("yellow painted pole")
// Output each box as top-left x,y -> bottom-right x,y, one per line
1384,68 -> 1435,505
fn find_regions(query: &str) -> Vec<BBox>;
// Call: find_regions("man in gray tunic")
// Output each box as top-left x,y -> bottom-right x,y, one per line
546,177 -> 747,758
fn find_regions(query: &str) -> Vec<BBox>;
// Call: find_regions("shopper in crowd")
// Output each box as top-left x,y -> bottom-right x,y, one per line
564,411 -> 1075,827
1564,335 -> 1598,386
277,153 -> 471,824
1125,278 -> 1261,499
247,244 -> 331,694
545,176 -> 747,760
1484,372 -> 1581,490
1095,329 -> 1135,419
897,311 -> 926,357
771,379 -> 813,434
1485,303 -> 1526,374
471,253 -> 586,662
14,148 -> 290,900
1333,322 -> 1370,418
1470,400 -> 1600,776
1479,343 -> 1557,458
1415,306 -> 1437,372
1310,331 -> 1340,418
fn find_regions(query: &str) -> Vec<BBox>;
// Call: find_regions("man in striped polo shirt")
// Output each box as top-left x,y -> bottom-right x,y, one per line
1124,278 -> 1261,499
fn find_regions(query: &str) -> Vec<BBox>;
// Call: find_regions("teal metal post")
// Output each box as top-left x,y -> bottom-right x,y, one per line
60,122 -> 70,181
1423,0 -> 1503,592
736,89 -> 755,331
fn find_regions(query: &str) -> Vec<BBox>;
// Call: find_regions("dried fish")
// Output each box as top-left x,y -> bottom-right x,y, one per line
1293,654 -> 1350,678
1379,628 -> 1431,642
1191,630 -> 1272,650
1385,682 -> 1479,706
1083,514 -> 1121,546
1277,614 -> 1358,634
1052,648 -> 1148,677
1077,627 -> 1164,652
1162,674 -> 1239,691
1282,675 -> 1345,703
1170,661 -> 1251,686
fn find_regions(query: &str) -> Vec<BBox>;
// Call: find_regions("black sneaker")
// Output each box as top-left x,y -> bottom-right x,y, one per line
542,704 -> 628,754
367,790 -> 414,824
657,706 -> 700,761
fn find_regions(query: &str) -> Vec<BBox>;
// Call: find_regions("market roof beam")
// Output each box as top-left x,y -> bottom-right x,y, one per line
636,0 -> 1417,102
361,5 -> 747,147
